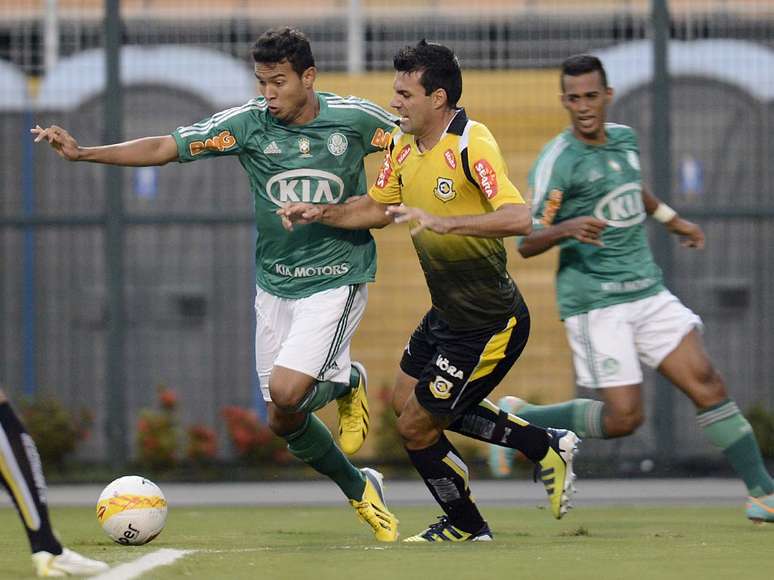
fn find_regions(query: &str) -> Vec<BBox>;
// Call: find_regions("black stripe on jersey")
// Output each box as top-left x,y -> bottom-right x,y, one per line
460,147 -> 478,187
447,108 -> 468,135
448,108 -> 478,187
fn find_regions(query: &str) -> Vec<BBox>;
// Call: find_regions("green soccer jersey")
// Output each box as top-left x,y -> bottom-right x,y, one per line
172,92 -> 396,299
527,123 -> 664,319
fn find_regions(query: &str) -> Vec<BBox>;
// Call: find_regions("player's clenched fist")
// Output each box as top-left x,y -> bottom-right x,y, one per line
30,124 -> 82,161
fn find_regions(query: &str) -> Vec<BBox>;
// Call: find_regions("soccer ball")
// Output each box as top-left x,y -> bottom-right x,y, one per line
96,475 -> 168,545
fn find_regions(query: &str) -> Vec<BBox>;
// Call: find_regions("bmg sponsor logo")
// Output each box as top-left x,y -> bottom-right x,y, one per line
189,130 -> 237,156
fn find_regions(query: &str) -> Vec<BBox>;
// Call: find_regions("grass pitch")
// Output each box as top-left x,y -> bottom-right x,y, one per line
1,505 -> 772,579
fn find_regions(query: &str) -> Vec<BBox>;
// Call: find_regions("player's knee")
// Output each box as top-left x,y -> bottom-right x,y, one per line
690,366 -> 727,408
396,413 -> 419,442
605,408 -> 644,437
396,413 -> 436,448
266,405 -> 295,436
268,385 -> 306,413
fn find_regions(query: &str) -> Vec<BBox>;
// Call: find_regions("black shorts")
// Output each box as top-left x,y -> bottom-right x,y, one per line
400,301 -> 530,420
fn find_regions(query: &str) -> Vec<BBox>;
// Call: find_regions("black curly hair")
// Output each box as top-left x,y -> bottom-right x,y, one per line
252,27 -> 315,76
393,39 -> 462,108
560,54 -> 608,91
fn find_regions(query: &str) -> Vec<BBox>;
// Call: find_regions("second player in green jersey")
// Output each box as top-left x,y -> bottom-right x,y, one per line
530,123 -> 663,319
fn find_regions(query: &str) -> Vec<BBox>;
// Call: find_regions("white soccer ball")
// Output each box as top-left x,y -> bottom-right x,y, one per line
96,475 -> 168,545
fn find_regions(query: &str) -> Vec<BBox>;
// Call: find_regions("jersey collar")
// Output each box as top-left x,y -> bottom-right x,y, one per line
446,108 -> 468,136
414,108 -> 466,153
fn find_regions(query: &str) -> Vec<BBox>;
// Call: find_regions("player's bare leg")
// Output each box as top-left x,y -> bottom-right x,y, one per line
391,368 -> 418,417
659,330 -> 774,522
597,385 -> 645,437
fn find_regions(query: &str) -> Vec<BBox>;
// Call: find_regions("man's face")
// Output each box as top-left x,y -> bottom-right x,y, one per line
560,71 -> 613,143
255,60 -> 312,124
389,71 -> 435,135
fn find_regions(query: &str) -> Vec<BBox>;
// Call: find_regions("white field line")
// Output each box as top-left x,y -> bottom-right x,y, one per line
92,548 -> 195,580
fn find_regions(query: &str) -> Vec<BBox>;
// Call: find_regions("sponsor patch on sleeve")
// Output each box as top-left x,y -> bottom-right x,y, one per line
189,130 -> 237,156
374,154 -> 393,189
370,127 -> 392,149
540,189 -> 564,225
396,144 -> 412,165
473,158 -> 498,199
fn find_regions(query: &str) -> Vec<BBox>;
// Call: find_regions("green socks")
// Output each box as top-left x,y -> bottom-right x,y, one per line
512,398 -> 606,439
293,380 -> 350,414
291,365 -> 361,413
284,414 -> 365,500
698,399 -> 774,497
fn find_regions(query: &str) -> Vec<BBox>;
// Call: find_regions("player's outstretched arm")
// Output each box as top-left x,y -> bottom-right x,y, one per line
519,216 -> 606,258
642,187 -> 705,249
388,203 -> 531,238
278,194 -> 393,232
31,125 -> 178,166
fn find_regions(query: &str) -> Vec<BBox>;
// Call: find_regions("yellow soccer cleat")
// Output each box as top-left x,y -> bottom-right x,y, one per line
337,361 -> 370,455
536,428 -> 580,519
404,515 -> 493,543
349,468 -> 399,542
32,548 -> 109,577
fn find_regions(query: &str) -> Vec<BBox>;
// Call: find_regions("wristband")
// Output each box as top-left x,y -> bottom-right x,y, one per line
652,203 -> 677,224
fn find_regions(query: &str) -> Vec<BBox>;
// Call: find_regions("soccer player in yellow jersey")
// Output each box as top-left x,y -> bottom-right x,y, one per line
280,40 -> 580,541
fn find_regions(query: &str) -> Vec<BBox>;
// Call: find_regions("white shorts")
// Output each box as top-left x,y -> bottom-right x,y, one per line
254,283 -> 367,402
564,290 -> 703,388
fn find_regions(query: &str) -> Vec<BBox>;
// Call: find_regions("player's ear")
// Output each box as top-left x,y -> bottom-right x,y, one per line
431,87 -> 448,110
302,66 -> 316,89
605,86 -> 614,103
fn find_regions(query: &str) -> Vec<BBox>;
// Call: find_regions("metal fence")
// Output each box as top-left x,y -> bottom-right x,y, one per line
0,0 -> 773,467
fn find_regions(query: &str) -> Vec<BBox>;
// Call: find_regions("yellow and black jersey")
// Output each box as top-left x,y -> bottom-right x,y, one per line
368,109 -> 526,329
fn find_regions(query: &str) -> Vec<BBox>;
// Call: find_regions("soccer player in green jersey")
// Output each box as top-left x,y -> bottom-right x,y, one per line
31,27 -> 399,541
487,54 -> 774,524
1,387 -> 110,576
280,40 -> 580,542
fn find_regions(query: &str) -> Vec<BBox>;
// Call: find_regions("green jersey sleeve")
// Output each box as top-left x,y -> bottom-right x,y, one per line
606,123 -> 640,152
172,98 -> 266,163
323,94 -> 396,154
527,134 -> 573,231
